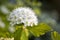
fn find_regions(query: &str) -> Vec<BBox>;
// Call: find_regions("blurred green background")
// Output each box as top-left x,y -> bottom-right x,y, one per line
0,0 -> 60,40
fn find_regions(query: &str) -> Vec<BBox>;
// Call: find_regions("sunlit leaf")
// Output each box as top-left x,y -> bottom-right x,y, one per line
27,23 -> 51,37
14,29 -> 22,40
51,31 -> 60,40
14,27 -> 29,40
20,28 -> 29,40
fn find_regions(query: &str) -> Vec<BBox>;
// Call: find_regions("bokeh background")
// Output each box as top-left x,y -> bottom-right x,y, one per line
0,0 -> 60,40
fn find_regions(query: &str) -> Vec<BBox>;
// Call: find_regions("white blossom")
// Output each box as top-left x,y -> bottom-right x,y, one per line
0,5 -> 10,14
9,26 -> 15,33
0,37 -> 14,40
0,18 -> 5,28
8,7 -> 38,27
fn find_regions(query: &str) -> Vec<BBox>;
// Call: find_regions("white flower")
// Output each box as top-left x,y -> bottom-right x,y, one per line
9,26 -> 15,33
0,18 -> 5,28
0,5 -> 10,14
0,37 -> 14,40
8,7 -> 38,27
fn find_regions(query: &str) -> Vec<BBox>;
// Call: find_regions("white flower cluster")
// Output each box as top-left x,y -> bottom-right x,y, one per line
0,18 -> 5,28
8,7 -> 38,27
0,37 -> 14,40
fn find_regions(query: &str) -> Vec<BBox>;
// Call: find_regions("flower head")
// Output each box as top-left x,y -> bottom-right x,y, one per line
8,7 -> 38,27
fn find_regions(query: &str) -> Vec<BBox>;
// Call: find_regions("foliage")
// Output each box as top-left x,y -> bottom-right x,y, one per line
51,31 -> 60,40
0,0 -> 60,40
14,23 -> 51,40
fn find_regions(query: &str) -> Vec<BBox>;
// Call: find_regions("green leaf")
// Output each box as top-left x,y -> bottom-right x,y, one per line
51,31 -> 60,40
20,28 -> 29,40
14,27 -> 29,40
14,28 -> 22,40
27,23 -> 51,37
